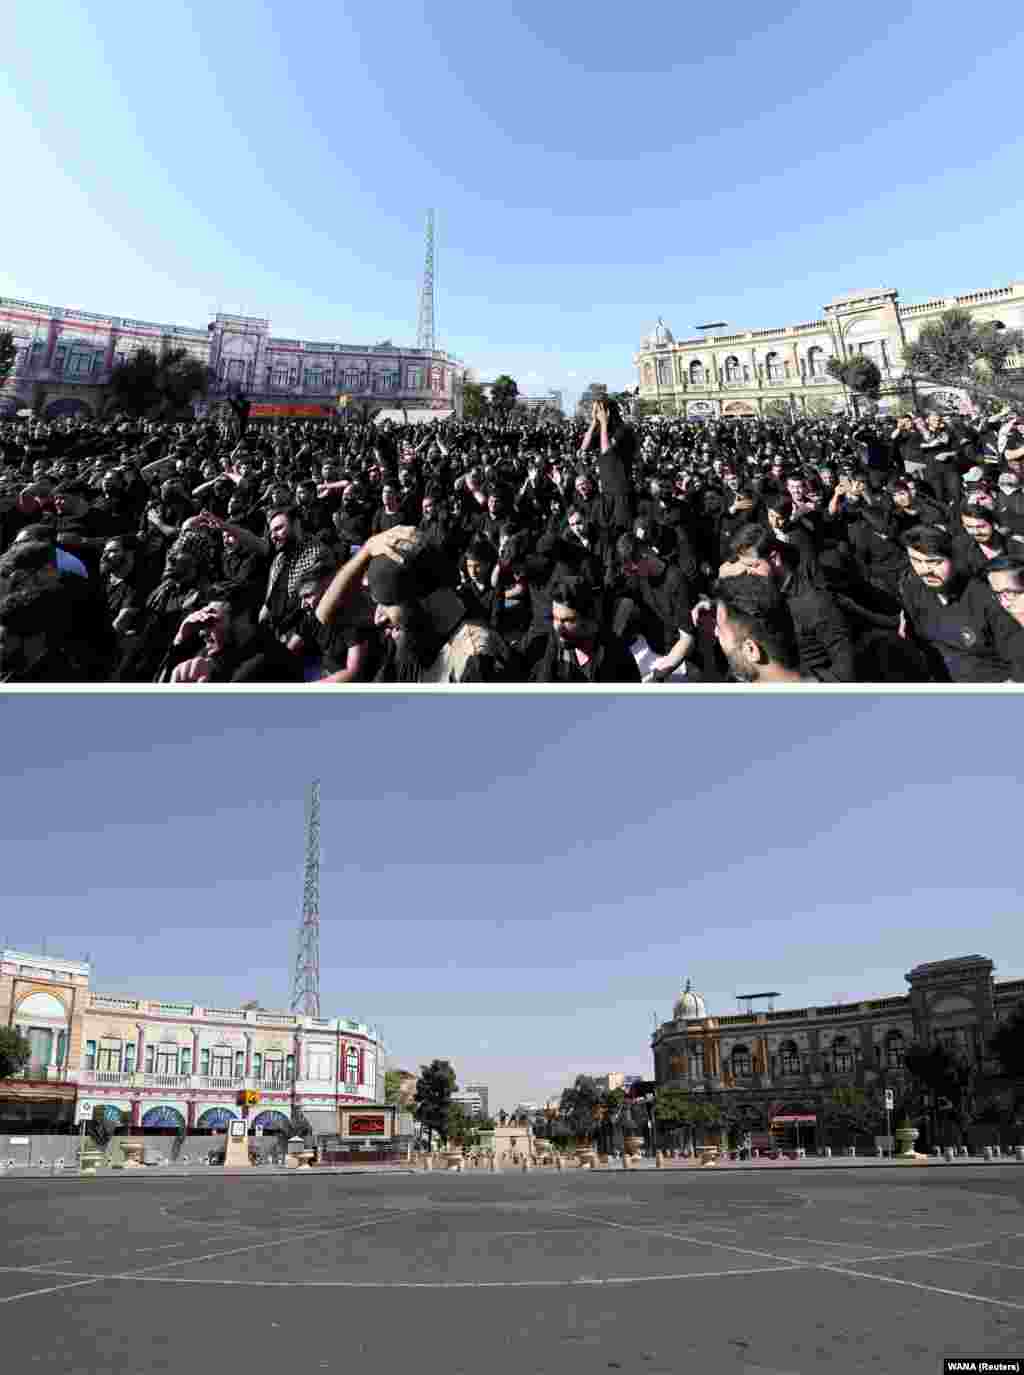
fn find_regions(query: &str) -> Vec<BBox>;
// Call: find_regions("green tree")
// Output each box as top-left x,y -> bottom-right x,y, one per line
902,307 -> 1024,409
559,1074 -> 601,1145
413,1059 -> 457,1150
107,345 -> 210,419
826,355 -> 882,415
990,1000 -> 1024,1078
0,1026 -> 31,1080
384,1069 -> 405,1105
903,1041 -> 978,1146
462,379 -> 489,420
0,330 -> 16,392
445,1101 -> 474,1149
821,1086 -> 882,1149
489,374 -> 519,418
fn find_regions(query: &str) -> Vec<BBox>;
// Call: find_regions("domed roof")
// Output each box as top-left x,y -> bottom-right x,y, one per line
673,978 -> 706,1021
642,317 -> 675,351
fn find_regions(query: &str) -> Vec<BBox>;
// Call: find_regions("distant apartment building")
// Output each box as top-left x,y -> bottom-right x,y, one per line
462,1083 -> 489,1120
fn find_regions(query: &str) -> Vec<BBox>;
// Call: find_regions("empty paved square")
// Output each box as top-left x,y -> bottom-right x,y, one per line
2,1165 -> 1024,1373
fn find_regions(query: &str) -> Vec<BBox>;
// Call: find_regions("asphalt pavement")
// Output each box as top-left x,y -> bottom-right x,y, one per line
2,1165 -> 1023,1374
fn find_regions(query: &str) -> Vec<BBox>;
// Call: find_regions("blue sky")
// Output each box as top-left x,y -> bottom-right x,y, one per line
2,3 -> 1023,411
2,694 -> 1021,1113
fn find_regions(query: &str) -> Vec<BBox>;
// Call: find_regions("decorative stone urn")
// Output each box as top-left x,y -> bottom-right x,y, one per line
894,1122 -> 927,1164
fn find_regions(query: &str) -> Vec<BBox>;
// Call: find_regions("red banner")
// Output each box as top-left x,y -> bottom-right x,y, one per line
349,1115 -> 386,1136
248,403 -> 336,418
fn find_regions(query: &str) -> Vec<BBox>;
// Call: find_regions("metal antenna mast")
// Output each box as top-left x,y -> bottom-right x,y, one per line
291,781 -> 321,1018
416,209 -> 436,354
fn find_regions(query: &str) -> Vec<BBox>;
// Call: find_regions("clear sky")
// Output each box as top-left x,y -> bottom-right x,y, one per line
2,4 -> 1022,411
2,693 -> 1021,1114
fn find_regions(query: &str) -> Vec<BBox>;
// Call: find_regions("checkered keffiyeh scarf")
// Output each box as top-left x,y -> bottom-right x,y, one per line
267,535 -> 334,605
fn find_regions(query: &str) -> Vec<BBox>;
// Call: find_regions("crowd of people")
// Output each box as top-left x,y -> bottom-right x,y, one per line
1,396 -> 1023,684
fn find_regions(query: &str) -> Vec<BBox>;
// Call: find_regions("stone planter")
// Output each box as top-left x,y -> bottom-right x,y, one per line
894,1124 -> 927,1165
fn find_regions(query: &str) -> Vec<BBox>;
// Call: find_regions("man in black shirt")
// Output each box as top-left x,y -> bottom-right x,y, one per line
527,576 -> 641,683
579,398 -> 636,535
610,533 -> 694,679
169,582 -> 306,683
899,525 -> 1014,682
712,575 -> 804,684
984,555 -> 1024,680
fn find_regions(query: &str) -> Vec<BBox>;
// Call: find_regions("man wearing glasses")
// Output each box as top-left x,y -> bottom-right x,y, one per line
985,555 -> 1024,681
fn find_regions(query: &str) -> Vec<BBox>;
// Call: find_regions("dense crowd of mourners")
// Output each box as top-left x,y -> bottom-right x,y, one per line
1,396 -> 1023,683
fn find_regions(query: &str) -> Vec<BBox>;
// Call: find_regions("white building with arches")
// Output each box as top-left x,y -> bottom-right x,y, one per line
635,280 -> 1024,419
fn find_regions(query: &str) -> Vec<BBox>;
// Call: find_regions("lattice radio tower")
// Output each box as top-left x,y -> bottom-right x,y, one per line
291,780 -> 321,1018
416,209 -> 436,354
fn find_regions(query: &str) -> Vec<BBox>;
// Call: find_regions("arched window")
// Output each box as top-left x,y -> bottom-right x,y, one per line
766,352 -> 783,382
807,346 -> 825,377
688,1041 -> 705,1078
731,1045 -> 752,1077
345,1045 -> 359,1084
831,1036 -> 854,1073
779,1040 -> 801,1074
689,360 -> 705,385
885,1030 -> 905,1069
725,356 -> 741,383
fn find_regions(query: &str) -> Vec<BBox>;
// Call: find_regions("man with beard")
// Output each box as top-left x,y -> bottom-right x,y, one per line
294,478 -> 334,541
315,524 -> 515,683
121,539 -> 214,682
261,505 -> 333,640
332,482 -> 372,554
526,576 -> 641,683
953,504 -> 1011,577
91,471 -> 138,537
898,525 -> 1015,682
99,536 -> 149,637
0,585 -> 90,682
713,575 -> 805,685
169,582 -> 305,683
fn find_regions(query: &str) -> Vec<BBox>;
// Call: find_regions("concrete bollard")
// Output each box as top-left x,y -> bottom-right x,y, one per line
423,1155 -> 432,1171
994,1145 -> 1002,1158
932,1146 -> 941,1157
984,1146 -> 994,1161
521,1158 -> 529,1172
555,1154 -> 563,1171
655,1151 -> 664,1169
846,1147 -> 856,1158
1016,1146 -> 1024,1162
945,1147 -> 956,1162
876,1146 -> 884,1158
824,1147 -> 832,1158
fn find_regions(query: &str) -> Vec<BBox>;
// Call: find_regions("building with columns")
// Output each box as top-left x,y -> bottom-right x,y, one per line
0,947 -> 382,1136
0,297 -> 467,420
635,279 -> 1024,419
652,957 -> 1024,1148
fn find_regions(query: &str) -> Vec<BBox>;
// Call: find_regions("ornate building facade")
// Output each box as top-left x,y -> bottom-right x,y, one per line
652,957 -> 1024,1146
0,947 -> 382,1135
0,298 -> 467,420
635,280 -> 1024,419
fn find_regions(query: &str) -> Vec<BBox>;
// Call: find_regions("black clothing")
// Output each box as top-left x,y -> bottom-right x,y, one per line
782,577 -> 856,682
612,562 -> 691,657
899,571 -> 1014,682
526,629 -> 642,683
